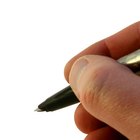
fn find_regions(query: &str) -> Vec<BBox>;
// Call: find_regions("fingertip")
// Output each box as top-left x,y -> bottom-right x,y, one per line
64,40 -> 110,82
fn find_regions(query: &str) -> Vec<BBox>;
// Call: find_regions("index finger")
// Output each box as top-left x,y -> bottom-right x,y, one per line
64,21 -> 140,82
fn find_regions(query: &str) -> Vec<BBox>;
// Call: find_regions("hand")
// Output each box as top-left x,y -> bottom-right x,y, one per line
64,22 -> 140,140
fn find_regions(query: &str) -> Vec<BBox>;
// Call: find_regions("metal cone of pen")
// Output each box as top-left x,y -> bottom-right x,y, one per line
36,49 -> 140,112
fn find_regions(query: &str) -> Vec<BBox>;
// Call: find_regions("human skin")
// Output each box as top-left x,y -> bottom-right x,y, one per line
64,22 -> 140,140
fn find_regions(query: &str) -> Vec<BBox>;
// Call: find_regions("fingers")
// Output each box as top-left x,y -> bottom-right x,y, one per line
69,55 -> 140,139
64,21 -> 140,82
75,105 -> 127,139
75,104 -> 127,140
74,104 -> 106,134
85,126 -> 128,140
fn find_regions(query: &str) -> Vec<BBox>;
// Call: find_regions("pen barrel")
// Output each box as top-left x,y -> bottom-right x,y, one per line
38,86 -> 79,111
118,49 -> 140,74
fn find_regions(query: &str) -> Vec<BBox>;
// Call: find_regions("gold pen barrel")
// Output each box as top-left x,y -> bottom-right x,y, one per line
118,49 -> 140,75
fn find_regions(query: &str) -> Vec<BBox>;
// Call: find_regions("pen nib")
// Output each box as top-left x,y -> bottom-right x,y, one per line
34,108 -> 43,112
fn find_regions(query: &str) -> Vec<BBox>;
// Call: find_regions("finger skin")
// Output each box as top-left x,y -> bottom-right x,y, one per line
74,104 -> 106,134
64,21 -> 140,82
75,104 -> 127,140
85,126 -> 128,140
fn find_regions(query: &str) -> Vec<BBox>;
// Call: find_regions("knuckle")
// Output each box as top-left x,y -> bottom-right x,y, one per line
79,60 -> 115,108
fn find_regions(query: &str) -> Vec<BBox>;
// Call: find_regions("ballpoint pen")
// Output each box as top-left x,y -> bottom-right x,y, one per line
35,49 -> 140,112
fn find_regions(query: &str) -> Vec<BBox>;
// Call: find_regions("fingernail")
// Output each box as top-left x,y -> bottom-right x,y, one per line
69,57 -> 88,96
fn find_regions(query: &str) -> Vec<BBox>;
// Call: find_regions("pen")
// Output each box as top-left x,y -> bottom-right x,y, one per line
35,49 -> 140,112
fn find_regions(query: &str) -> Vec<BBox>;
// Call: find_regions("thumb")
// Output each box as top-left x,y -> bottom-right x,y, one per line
69,55 -> 140,139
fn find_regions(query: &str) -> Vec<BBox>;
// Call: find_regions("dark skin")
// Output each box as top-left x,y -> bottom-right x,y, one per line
64,22 -> 140,140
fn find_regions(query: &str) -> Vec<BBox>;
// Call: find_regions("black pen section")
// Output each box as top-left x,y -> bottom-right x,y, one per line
38,86 -> 79,111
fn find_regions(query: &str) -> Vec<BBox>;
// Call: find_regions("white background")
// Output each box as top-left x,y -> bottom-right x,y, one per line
0,0 -> 140,140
